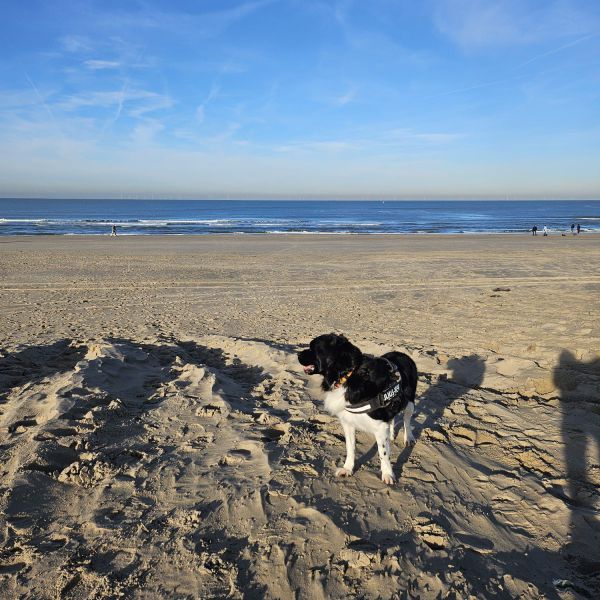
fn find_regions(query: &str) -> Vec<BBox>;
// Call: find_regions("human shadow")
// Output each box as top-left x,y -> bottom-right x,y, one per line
554,350 -> 600,592
304,351 -> 600,597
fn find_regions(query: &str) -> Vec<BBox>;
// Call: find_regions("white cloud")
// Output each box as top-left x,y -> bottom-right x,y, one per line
132,119 -> 165,144
195,83 -> 220,124
272,127 -> 463,155
84,60 -> 121,70
0,89 -> 40,110
432,0 -> 599,49
200,122 -> 241,144
98,0 -> 277,40
1,124 -> 598,198
59,35 -> 94,53
334,88 -> 356,106
56,89 -> 173,116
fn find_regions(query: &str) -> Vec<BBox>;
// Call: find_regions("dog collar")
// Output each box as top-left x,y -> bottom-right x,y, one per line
345,358 -> 402,414
334,369 -> 354,388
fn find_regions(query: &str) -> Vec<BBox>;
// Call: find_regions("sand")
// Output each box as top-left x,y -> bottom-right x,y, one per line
0,233 -> 599,599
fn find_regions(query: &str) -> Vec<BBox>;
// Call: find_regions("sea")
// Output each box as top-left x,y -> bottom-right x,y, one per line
1,199 -> 599,236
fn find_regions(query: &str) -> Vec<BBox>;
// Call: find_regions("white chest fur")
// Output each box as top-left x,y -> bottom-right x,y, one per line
324,386 -> 390,435
323,386 -> 347,416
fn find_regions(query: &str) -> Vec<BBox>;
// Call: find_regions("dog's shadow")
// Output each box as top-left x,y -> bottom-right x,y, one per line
353,354 -> 486,477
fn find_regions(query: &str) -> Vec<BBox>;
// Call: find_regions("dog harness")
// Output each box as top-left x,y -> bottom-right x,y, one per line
344,358 -> 403,414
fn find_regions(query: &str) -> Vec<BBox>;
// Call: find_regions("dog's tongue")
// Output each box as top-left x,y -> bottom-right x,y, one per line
303,365 -> 315,374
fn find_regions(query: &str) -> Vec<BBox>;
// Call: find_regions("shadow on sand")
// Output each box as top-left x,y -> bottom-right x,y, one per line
554,350 -> 600,592
311,350 -> 600,597
393,354 -> 486,476
0,339 -> 87,403
349,354 -> 486,475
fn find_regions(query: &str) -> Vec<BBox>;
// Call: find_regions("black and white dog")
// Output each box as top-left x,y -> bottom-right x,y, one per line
298,333 -> 418,485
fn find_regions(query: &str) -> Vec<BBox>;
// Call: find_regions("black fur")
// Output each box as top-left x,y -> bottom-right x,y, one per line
298,333 -> 417,422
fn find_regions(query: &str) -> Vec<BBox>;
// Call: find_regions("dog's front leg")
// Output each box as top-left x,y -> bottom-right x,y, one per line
335,421 -> 355,477
375,427 -> 395,485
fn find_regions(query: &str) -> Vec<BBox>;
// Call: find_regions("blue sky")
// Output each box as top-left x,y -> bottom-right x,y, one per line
1,0 -> 599,199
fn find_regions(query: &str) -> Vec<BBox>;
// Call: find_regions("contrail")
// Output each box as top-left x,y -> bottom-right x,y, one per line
517,33 -> 596,69
25,72 -> 63,135
112,79 -> 129,128
424,77 -> 509,100
426,33 -> 596,100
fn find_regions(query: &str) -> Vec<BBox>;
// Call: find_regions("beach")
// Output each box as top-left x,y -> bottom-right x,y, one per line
1,233 -> 599,598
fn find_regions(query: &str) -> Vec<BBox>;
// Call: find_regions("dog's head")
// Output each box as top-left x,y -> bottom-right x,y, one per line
298,333 -> 362,391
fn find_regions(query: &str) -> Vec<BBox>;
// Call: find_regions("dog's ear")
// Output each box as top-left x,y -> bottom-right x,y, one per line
320,338 -> 362,391
339,338 -> 362,369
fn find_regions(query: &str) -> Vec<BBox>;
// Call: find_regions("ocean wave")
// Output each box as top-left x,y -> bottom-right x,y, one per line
2,199 -> 600,235
0,218 -> 52,223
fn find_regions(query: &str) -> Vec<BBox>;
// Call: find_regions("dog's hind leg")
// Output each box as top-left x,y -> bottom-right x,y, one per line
389,415 -> 396,441
375,426 -> 395,485
335,421 -> 356,477
403,401 -> 415,446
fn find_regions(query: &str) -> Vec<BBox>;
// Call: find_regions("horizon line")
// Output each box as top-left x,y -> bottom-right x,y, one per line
1,196 -> 600,202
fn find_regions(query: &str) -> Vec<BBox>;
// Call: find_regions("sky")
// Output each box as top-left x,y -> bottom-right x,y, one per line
0,0 -> 599,199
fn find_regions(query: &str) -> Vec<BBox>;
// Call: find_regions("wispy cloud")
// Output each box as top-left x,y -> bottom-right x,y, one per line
57,89 -> 172,116
101,79 -> 129,135
333,88 -> 356,106
425,77 -> 509,99
98,0 -> 278,40
1,0 -> 599,198
432,0 -> 599,50
272,127 -> 463,154
59,35 -> 94,53
196,83 -> 220,124
132,118 -> 165,144
201,122 -> 241,144
331,0 -> 428,63
84,59 -> 121,70
275,139 -> 357,153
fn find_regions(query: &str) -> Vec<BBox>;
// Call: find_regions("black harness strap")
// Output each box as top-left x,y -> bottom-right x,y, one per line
345,358 -> 402,414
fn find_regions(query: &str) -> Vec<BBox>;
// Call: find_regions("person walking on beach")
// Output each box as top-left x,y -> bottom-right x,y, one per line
532,225 -> 538,236
543,225 -> 548,236
577,223 -> 581,234
571,223 -> 575,234
111,224 -> 117,236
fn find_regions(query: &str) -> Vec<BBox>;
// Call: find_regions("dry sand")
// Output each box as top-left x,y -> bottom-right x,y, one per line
0,233 -> 599,599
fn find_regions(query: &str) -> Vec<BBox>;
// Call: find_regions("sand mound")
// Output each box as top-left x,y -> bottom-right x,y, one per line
1,336 -> 599,598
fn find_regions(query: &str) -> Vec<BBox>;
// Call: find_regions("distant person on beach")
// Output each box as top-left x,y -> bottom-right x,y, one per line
532,225 -> 537,236
543,225 -> 548,236
577,223 -> 581,234
111,224 -> 117,236
571,223 -> 575,234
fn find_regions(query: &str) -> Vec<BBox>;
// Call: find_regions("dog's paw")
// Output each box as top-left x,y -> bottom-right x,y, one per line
381,472 -> 396,485
403,430 -> 416,446
335,467 -> 353,478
